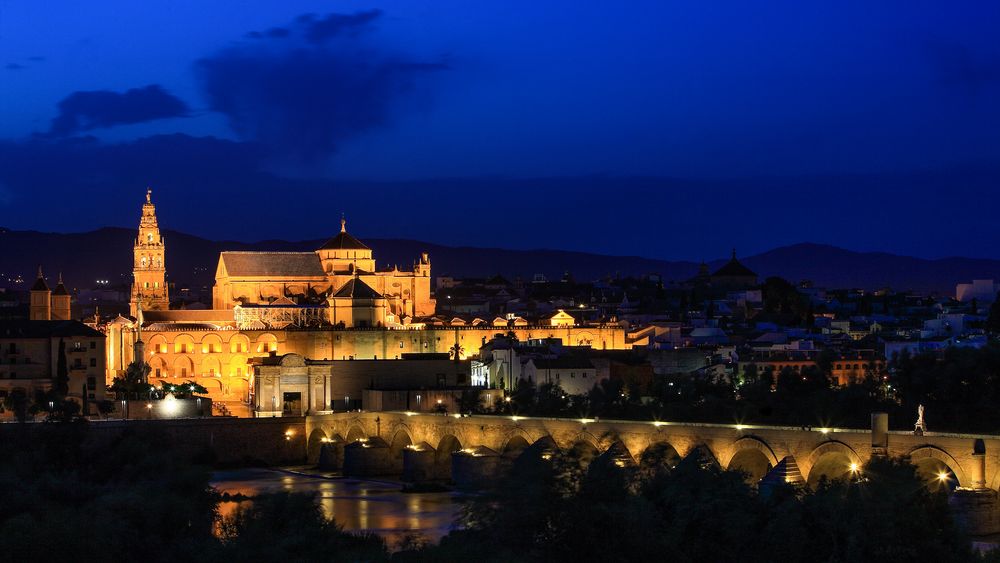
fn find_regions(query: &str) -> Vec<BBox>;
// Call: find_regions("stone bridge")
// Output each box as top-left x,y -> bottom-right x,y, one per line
308,413 -> 995,484
303,411 -> 1000,532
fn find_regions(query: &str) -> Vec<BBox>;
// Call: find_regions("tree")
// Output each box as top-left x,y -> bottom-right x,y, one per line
55,338 -> 69,397
987,293 -> 1000,333
3,388 -> 35,422
96,400 -> 115,420
110,360 -> 153,400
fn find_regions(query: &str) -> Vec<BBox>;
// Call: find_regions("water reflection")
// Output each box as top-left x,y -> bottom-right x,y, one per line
211,468 -> 464,546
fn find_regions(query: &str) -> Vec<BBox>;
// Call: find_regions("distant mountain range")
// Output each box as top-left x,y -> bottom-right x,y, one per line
1,227 -> 999,294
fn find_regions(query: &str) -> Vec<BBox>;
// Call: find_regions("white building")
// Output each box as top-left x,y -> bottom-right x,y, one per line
956,279 -> 999,303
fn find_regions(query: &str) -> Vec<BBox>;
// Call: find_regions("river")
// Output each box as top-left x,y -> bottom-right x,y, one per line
211,468 -> 466,547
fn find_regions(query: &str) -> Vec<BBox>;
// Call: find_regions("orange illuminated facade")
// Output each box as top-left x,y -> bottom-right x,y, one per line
130,189 -> 169,316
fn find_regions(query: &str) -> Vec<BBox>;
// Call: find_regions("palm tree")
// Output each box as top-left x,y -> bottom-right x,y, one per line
449,342 -> 464,362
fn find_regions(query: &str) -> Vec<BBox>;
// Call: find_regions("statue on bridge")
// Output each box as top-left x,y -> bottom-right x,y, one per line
914,404 -> 927,436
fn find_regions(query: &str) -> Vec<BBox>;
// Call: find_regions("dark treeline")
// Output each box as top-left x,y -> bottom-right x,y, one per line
486,344 -> 1000,433
2,421 -> 998,563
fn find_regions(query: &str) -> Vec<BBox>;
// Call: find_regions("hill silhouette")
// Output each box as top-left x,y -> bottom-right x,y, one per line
2,227 -> 998,294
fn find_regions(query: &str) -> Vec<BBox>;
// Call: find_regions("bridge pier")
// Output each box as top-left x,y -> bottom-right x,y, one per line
402,443 -> 437,482
343,437 -> 394,476
950,440 -> 1000,536
871,412 -> 888,457
318,439 -> 345,470
452,446 -> 506,490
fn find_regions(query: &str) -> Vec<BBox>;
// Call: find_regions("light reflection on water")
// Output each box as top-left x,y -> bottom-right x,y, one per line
211,468 -> 465,546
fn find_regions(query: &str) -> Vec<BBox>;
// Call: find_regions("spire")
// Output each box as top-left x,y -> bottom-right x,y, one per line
146,187 -> 152,203
58,272 -> 63,285
341,213 -> 346,233
31,265 -> 49,292
731,248 -> 737,260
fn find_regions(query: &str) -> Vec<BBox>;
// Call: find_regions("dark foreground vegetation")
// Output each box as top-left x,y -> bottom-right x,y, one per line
1,421 -> 999,563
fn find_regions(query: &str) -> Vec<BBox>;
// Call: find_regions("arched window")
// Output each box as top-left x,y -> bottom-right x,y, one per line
147,233 -> 153,243
141,256 -> 147,267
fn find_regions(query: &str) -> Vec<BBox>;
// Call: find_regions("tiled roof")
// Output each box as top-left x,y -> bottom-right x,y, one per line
333,277 -> 383,299
319,231 -> 369,251
712,256 -> 757,278
0,320 -> 103,338
220,252 -> 326,277
31,276 -> 49,292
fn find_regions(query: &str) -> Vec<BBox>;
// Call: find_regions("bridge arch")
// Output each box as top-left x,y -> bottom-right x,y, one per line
388,428 -> 413,472
638,441 -> 682,469
566,433 -> 602,467
805,440 -> 863,487
307,428 -> 327,464
685,444 -> 721,468
502,435 -> 531,458
436,434 -> 463,474
499,427 -> 534,454
908,445 -> 966,490
345,423 -> 367,443
726,436 -> 779,483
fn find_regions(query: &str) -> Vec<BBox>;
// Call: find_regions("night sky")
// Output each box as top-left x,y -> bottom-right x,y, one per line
1,1 -> 999,261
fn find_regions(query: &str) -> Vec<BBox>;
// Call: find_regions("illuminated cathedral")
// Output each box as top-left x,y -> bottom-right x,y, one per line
105,190 -> 626,407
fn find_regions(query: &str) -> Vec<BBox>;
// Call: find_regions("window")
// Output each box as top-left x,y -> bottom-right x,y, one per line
155,368 -> 161,378
181,367 -> 188,378
399,341 -> 404,349
89,358 -> 97,367
7,343 -> 14,354
87,376 -> 96,389
89,341 -> 96,349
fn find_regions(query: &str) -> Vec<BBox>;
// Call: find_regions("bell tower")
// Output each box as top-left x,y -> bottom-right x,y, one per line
130,188 -> 169,317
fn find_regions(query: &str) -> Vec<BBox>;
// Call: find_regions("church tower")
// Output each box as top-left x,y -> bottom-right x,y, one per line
51,273 -> 72,320
30,266 -> 51,321
130,189 -> 169,317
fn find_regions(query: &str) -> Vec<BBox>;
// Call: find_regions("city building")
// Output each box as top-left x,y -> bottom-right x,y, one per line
956,279 -> 1000,303
0,319 -> 106,414
251,352 -> 471,415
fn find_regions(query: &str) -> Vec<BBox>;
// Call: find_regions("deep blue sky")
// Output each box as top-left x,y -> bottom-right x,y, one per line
1,1 -> 999,261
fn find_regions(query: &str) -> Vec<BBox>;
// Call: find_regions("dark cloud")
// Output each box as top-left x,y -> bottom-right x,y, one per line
5,63 -> 25,71
302,10 -> 382,44
48,84 -> 190,136
196,10 -> 447,162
